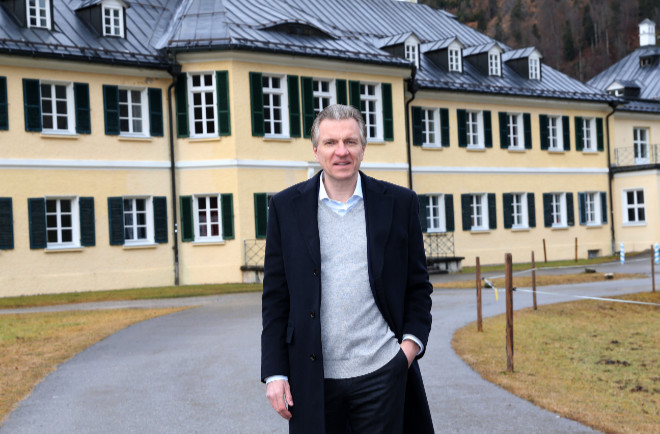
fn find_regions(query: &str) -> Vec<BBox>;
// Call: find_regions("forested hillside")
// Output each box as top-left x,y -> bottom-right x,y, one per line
419,0 -> 660,81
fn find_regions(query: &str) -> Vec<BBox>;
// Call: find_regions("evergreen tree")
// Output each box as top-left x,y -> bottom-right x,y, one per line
563,20 -> 576,61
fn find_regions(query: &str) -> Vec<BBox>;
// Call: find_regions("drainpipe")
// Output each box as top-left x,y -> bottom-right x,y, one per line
404,65 -> 419,190
605,101 -> 619,256
167,59 -> 182,286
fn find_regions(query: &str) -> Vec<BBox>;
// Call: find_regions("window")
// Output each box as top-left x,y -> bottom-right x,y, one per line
633,127 -> 650,164
0,76 -> 8,131
550,193 -> 565,227
103,5 -> 124,37
313,79 -> 334,116
40,82 -> 74,133
458,109 -> 492,149
488,52 -> 501,76
543,192 -> 574,228
623,189 -> 645,224
579,192 -> 606,226
123,198 -> 151,244
449,47 -> 462,72
462,193 -> 496,231
547,116 -> 561,150
118,88 -> 148,135
194,195 -> 221,240
189,73 -> 217,137
360,83 -> 382,140
466,111 -> 482,148
46,198 -> 79,248
180,194 -> 234,242
506,113 -> 522,149
28,197 -> 95,250
426,195 -> 446,232
405,40 -> 419,68
582,118 -> 596,151
27,0 -> 51,29
500,112 -> 531,150
108,196 -> 168,246
529,56 -> 540,80
507,193 -> 529,228
540,115 -> 568,151
262,75 -> 288,137
422,108 -> 439,147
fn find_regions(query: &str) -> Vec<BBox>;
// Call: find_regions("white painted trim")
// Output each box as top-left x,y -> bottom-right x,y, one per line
0,159 -> 170,170
176,159 -> 408,171
0,55 -> 170,78
614,169 -> 660,178
413,166 -> 608,175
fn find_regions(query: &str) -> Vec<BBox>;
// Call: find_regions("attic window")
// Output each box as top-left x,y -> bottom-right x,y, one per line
266,23 -> 330,38
405,40 -> 420,68
608,89 -> 624,97
103,4 -> 124,37
449,46 -> 462,72
27,0 -> 51,29
488,52 -> 501,76
640,55 -> 659,67
529,56 -> 540,80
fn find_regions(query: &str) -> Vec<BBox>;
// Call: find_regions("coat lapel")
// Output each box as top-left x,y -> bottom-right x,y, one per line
292,172 -> 322,269
362,173 -> 394,283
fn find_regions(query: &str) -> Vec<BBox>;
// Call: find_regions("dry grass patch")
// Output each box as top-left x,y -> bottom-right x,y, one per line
452,292 -> 660,433
434,273 -> 646,289
0,308 -> 188,423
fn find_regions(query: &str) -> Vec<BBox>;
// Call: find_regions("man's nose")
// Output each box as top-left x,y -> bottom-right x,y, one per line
336,142 -> 349,155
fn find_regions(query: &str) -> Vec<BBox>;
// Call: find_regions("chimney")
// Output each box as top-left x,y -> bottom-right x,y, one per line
639,19 -> 656,47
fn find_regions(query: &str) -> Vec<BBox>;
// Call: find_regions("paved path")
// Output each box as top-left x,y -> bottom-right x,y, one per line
1,260 -> 655,433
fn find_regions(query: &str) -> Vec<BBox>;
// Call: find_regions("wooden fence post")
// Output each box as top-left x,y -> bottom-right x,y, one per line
532,251 -> 537,311
476,257 -> 483,332
575,237 -> 578,262
652,245 -> 656,293
542,238 -> 547,263
505,253 -> 514,373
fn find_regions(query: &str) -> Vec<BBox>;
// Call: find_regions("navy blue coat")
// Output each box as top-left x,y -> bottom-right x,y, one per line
261,171 -> 434,433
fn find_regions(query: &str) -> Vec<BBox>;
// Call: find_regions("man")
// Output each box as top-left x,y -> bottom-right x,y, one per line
261,104 -> 433,433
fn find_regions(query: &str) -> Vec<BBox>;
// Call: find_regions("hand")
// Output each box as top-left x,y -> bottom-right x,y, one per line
266,379 -> 294,420
400,340 -> 420,368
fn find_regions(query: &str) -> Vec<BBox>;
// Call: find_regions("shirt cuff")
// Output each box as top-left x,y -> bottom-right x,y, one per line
402,334 -> 424,355
265,375 -> 288,384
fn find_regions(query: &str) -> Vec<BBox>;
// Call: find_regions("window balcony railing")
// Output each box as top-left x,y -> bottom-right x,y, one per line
423,231 -> 455,258
613,144 -> 658,166
242,239 -> 266,270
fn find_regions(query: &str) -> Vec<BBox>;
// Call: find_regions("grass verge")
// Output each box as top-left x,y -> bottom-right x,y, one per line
452,291 -> 660,433
459,253 -> 643,274
0,308 -> 189,423
433,273 -> 647,289
0,283 -> 262,309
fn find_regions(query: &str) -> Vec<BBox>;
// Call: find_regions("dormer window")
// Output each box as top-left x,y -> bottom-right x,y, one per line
405,40 -> 420,68
103,4 -> 124,37
27,0 -> 51,29
449,44 -> 462,72
529,55 -> 540,80
489,52 -> 501,76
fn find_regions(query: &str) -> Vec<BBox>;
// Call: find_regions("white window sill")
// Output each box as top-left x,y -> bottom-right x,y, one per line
551,225 -> 569,230
511,226 -> 530,232
548,149 -> 565,153
263,136 -> 292,142
368,140 -> 386,145
122,242 -> 158,250
582,149 -> 598,154
422,144 -> 443,150
623,222 -> 646,227
192,240 -> 226,246
188,136 -> 221,143
426,229 -> 447,234
41,132 -> 79,139
470,228 -> 490,233
585,223 -> 604,228
45,246 -> 84,253
118,135 -> 153,142
466,146 -> 486,152
507,147 -> 526,153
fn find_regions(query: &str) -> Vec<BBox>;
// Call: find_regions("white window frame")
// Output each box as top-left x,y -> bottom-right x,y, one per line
623,189 -> 645,225
123,197 -> 154,246
633,127 -> 650,164
118,87 -> 149,137
547,115 -> 564,151
45,197 -> 80,249
582,118 -> 597,152
488,51 -> 501,76
262,74 -> 288,138
422,108 -> 440,148
27,0 -> 51,29
506,113 -> 524,149
405,40 -> 420,68
511,193 -> 528,229
360,82 -> 382,141
466,110 -> 484,149
193,194 -> 223,242
471,193 -> 489,231
426,194 -> 446,233
583,192 -> 602,226
550,193 -> 567,228
529,55 -> 540,80
188,72 -> 218,138
102,2 -> 124,37
313,79 -> 335,117
448,45 -> 462,72
40,81 -> 75,134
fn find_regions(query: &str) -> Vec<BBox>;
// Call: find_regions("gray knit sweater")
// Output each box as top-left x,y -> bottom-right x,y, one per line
318,200 -> 400,379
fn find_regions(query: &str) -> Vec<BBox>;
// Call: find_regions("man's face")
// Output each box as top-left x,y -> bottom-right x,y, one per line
313,118 -> 365,184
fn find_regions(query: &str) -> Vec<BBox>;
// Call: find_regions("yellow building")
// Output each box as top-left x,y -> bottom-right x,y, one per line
0,0 -> 619,296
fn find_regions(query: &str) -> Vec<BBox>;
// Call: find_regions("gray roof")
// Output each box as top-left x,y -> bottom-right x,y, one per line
618,100 -> 660,113
503,47 -> 541,62
374,32 -> 417,49
421,37 -> 462,53
463,42 -> 502,57
588,46 -> 660,101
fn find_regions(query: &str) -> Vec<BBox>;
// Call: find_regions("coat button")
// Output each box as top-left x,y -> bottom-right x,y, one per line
310,311 -> 316,318
313,269 -> 318,276
310,354 -> 317,361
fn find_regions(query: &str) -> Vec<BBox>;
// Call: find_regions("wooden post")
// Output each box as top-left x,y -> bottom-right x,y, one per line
505,253 -> 514,373
652,245 -> 656,293
575,237 -> 578,262
476,257 -> 483,332
532,251 -> 537,311
542,238 -> 547,263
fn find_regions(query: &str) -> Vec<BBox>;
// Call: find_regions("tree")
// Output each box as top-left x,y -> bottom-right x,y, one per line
563,20 -> 576,61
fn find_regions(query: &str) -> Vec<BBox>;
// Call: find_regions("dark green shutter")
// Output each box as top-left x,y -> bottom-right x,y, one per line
440,108 -> 450,147
287,75 -> 301,138
488,193 -> 496,229
179,196 -> 194,242
484,111 -> 493,148
382,83 -> 393,141
566,193 -> 575,226
574,117 -> 583,151
562,116 -> 570,151
79,197 -> 95,247
249,72 -> 265,136
103,85 -> 119,135
23,79 -> 42,132
543,193 -> 552,227
418,194 -> 428,232
28,198 -> 46,249
348,80 -> 361,111
175,74 -> 189,138
301,76 -> 314,138
107,197 -> 124,245
445,194 -> 454,232
461,194 -> 471,231
600,192 -> 607,224
74,82 -> 91,134
336,79 -> 347,105
523,113 -> 532,149
499,112 -> 508,149
0,198 -> 13,249
527,193 -> 536,228
411,106 -> 423,146
153,196 -> 168,244
148,88 -> 164,137
0,77 -> 7,130
221,193 -> 234,240
578,192 -> 586,225
596,118 -> 604,151
502,193 -> 513,229
457,109 -> 467,147
216,71 -> 231,136
539,115 -> 549,150
254,193 -> 268,239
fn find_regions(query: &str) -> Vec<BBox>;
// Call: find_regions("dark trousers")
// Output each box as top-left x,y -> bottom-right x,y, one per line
323,349 -> 409,434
